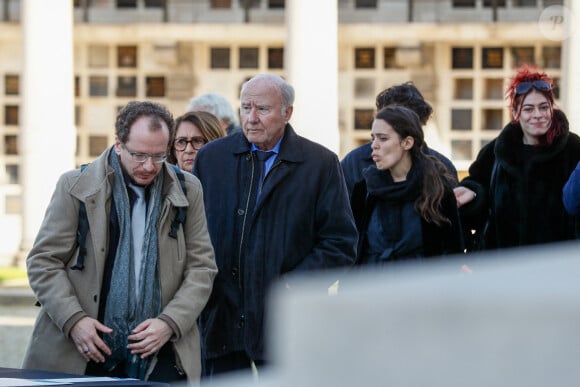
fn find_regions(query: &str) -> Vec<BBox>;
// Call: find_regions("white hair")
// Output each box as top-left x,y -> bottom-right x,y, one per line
187,92 -> 239,126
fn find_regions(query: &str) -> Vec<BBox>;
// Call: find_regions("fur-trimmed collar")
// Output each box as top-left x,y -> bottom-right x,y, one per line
494,109 -> 570,174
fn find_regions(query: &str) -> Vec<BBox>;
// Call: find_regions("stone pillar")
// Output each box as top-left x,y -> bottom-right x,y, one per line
285,0 -> 339,153
561,0 -> 579,134
19,0 -> 76,263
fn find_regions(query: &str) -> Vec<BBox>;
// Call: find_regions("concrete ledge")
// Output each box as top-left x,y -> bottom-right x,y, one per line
0,286 -> 35,306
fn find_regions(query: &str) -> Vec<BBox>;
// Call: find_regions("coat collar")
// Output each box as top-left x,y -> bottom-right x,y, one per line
494,109 -> 570,171
231,124 -> 306,164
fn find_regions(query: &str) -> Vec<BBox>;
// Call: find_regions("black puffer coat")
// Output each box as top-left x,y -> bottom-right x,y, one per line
459,110 -> 580,249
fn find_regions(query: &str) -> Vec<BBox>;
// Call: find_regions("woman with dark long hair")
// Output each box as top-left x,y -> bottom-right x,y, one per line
351,105 -> 463,264
455,65 -> 580,249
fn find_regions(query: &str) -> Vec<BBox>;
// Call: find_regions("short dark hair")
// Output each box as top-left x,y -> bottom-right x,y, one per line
115,101 -> 175,144
375,82 -> 433,125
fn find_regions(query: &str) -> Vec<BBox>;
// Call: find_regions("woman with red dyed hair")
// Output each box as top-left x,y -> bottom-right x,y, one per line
454,65 -> 580,250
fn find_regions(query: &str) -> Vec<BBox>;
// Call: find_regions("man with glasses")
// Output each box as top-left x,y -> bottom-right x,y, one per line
24,101 -> 217,385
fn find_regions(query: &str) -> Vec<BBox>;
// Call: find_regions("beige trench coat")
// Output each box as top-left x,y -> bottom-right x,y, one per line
23,147 -> 217,386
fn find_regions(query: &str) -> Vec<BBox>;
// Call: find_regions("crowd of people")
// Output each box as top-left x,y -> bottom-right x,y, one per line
23,65 -> 580,386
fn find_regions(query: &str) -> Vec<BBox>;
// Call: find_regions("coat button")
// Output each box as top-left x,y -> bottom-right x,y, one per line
231,267 -> 238,278
238,314 -> 245,328
93,295 -> 98,302
237,209 -> 245,215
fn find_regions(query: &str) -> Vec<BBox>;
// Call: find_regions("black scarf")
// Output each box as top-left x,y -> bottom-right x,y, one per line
362,160 -> 422,203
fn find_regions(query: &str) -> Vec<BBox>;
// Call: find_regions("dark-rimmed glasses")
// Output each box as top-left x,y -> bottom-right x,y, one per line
122,144 -> 167,164
174,136 -> 208,151
515,80 -> 551,96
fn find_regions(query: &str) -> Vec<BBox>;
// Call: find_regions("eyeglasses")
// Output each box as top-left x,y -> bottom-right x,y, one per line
174,136 -> 208,151
122,144 -> 167,164
515,80 -> 552,96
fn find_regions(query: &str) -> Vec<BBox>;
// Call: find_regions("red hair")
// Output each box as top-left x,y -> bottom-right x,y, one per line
506,64 -> 562,145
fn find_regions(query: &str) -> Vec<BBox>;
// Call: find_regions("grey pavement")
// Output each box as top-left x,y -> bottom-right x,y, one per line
0,280 -> 37,369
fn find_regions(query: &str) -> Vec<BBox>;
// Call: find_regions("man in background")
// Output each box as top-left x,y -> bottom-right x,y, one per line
188,92 -> 242,135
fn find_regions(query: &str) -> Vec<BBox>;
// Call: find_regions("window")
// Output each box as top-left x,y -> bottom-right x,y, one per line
239,47 -> 259,69
89,136 -> 109,157
210,0 -> 231,8
146,76 -> 165,97
354,78 -> 375,99
451,109 -> 472,130
144,0 -> 164,7
89,45 -> 109,68
452,48 -> 473,69
383,47 -> 397,69
89,76 -> 108,97
4,75 -> 18,95
482,109 -> 503,130
354,109 -> 374,130
4,105 -> 18,125
452,0 -> 475,6
211,48 -> 231,69
116,76 -> 137,97
355,0 -> 377,8
483,0 -> 506,6
482,47 -> 503,69
268,48 -> 284,69
4,135 -> 17,155
116,0 -> 137,8
5,194 -> 20,213
75,76 -> 80,97
484,78 -> 504,100
268,0 -> 284,8
511,46 -> 535,68
543,46 -> 561,69
451,140 -> 472,160
553,77 -> 560,99
513,0 -> 537,5
355,48 -> 375,69
117,46 -> 138,68
454,78 -> 473,100
5,165 -> 18,185
75,106 -> 82,126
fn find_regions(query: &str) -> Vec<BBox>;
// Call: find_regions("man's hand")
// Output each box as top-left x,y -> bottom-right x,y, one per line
127,318 -> 173,359
71,316 -> 113,363
453,186 -> 477,208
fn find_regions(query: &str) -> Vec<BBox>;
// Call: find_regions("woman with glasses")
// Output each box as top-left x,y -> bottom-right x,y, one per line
168,111 -> 225,172
454,65 -> 580,250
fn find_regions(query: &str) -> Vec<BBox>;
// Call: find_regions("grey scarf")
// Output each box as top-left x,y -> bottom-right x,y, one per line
103,149 -> 163,379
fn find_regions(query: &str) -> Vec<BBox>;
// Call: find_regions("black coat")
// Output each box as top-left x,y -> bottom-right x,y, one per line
193,125 -> 357,361
459,110 -> 580,249
351,164 -> 464,262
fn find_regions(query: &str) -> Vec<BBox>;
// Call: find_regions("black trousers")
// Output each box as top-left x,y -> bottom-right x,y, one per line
85,343 -> 186,385
202,351 -> 265,383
